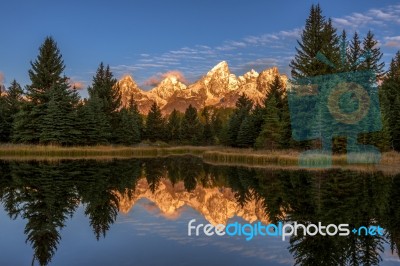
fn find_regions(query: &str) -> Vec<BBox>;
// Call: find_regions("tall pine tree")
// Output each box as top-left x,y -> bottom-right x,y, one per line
0,86 -> 7,142
88,63 -> 121,143
166,109 -> 182,143
201,107 -> 214,145
0,80 -> 24,142
361,30 -> 384,79
88,63 -> 121,117
290,4 -> 340,79
77,96 -> 111,145
348,32 -> 362,71
39,83 -> 80,145
255,97 -> 283,149
27,37 -> 67,104
227,94 -> 253,147
380,51 -> 400,150
13,37 -> 77,144
114,98 -> 142,145
145,102 -> 165,142
357,31 -> 385,147
181,105 -> 203,145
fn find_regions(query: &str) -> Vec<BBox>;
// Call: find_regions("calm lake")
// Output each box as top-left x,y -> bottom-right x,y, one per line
0,157 -> 399,265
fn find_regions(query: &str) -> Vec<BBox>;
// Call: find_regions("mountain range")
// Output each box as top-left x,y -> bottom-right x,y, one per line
116,61 -> 287,115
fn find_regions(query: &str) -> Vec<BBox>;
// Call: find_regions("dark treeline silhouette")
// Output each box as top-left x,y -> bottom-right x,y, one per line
0,158 -> 399,265
1,4 -> 400,151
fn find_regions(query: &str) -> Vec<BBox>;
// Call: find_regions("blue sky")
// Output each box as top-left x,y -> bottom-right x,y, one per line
1,0 -> 400,94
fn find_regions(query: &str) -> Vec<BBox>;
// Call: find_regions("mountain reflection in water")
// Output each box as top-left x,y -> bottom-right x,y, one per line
0,157 -> 399,266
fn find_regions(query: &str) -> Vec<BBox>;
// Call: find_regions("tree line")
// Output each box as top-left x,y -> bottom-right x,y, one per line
0,4 -> 399,151
0,35 -> 287,148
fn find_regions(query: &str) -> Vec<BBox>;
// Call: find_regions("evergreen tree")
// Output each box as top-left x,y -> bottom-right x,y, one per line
201,107 -> 214,145
39,83 -> 80,145
127,93 -> 144,138
255,76 -> 289,150
88,63 -> 121,117
145,102 -> 165,142
181,104 -> 203,145
0,90 -> 7,142
371,110 -> 391,151
13,37 -> 75,144
256,97 -> 283,149
115,109 -> 141,145
227,94 -> 253,147
391,96 -> 400,151
211,108 -> 232,145
265,75 -> 292,148
380,51 -> 400,150
88,63 -> 121,143
348,32 -> 362,71
1,80 -> 25,142
265,75 -> 285,106
290,4 -> 340,79
115,98 -> 142,145
27,37 -> 67,104
166,109 -> 182,143
321,18 -> 341,69
12,103 -> 37,143
236,104 -> 265,148
5,80 -> 24,114
361,30 -> 385,79
338,30 -> 349,71
236,116 -> 255,147
356,31 -> 385,147
76,96 -> 111,145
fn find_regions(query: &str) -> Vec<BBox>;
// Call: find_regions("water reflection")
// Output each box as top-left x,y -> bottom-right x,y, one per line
0,158 -> 399,265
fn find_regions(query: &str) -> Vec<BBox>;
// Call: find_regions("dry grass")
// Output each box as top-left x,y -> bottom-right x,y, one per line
0,144 -> 399,174
202,149 -> 400,174
0,144 -> 209,158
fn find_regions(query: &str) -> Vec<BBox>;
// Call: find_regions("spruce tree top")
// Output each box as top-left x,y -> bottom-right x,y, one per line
5,80 -> 24,112
384,51 -> 400,82
28,37 -> 67,103
235,94 -> 253,111
88,62 -> 121,116
290,4 -> 340,79
361,30 -> 384,79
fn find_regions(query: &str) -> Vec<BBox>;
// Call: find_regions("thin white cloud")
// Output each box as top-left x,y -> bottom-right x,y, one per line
279,28 -> 302,39
384,36 -> 400,48
138,58 -> 154,63
333,4 -> 400,29
369,8 -> 399,22
333,13 -> 374,29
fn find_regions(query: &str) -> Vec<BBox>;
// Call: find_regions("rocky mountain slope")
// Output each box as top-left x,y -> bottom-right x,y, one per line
115,61 -> 287,115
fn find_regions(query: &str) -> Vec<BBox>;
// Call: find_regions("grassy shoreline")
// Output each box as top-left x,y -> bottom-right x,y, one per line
0,144 -> 209,158
1,144 -> 399,173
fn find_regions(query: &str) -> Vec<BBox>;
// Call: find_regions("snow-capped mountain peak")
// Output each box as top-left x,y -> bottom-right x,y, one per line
149,76 -> 187,101
115,64 -> 287,115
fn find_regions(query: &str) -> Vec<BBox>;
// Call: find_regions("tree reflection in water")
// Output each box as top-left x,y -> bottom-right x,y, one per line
0,158 -> 399,265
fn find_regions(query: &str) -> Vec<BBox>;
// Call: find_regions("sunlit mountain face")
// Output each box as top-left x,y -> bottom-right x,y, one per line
0,158 -> 399,266
116,61 -> 287,115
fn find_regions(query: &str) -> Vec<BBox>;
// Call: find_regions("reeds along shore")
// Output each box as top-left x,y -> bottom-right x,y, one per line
0,144 -> 209,158
0,144 -> 399,169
